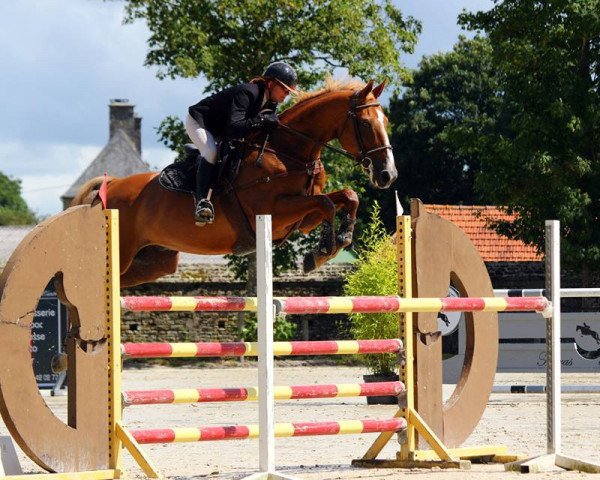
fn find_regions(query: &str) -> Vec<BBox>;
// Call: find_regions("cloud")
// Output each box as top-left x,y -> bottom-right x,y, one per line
0,140 -> 101,215
0,0 -> 493,219
0,0 -> 201,217
143,147 -> 177,172
20,172 -> 79,218
0,0 -> 202,148
0,139 -> 177,217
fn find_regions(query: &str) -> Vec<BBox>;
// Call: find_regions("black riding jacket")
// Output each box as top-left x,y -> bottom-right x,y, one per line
188,81 -> 276,139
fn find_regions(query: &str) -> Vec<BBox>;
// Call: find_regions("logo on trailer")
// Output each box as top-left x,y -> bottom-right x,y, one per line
574,321 -> 600,360
437,285 -> 462,336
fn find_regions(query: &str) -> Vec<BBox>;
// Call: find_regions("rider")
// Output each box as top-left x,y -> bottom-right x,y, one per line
186,61 -> 298,226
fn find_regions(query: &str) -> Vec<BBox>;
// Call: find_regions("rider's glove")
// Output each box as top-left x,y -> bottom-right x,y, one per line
258,111 -> 280,128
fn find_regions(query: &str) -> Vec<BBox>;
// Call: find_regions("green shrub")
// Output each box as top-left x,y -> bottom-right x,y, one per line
242,312 -> 297,342
344,202 -> 398,374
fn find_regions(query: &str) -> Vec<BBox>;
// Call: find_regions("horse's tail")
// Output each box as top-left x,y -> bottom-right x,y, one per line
71,176 -> 115,206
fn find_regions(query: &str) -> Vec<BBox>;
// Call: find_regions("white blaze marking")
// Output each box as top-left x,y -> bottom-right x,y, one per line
376,109 -> 395,170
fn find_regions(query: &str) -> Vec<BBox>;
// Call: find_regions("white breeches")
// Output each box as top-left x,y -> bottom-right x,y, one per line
185,114 -> 218,164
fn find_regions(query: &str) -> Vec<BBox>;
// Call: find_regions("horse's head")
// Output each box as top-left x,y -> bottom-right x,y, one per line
338,80 -> 398,189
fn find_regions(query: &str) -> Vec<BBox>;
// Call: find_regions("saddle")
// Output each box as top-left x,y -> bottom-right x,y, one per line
159,141 -> 245,196
158,142 -> 256,255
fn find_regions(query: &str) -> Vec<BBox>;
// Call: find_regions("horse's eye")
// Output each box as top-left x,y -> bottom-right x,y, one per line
360,119 -> 370,128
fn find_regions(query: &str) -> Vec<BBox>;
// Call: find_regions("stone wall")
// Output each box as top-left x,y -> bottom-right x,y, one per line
121,263 -> 355,344
122,260 -> 589,344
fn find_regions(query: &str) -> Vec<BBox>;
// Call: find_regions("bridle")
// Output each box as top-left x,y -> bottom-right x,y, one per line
343,90 -> 393,168
276,89 -> 393,171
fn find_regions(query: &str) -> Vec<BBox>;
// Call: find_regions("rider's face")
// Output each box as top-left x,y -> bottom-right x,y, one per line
268,81 -> 290,103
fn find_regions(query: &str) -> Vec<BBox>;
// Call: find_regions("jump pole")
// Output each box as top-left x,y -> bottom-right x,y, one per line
244,215 -> 296,480
504,220 -> 600,474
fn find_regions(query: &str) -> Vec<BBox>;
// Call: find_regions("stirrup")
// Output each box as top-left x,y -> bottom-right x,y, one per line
194,199 -> 215,226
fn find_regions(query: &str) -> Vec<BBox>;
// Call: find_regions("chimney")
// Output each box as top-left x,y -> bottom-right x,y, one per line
109,99 -> 142,154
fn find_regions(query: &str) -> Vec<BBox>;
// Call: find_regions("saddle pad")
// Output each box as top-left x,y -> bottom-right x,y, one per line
159,158 -> 197,195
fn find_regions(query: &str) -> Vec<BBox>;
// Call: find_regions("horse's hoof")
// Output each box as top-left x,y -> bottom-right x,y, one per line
336,232 -> 353,246
51,353 -> 67,373
303,253 -> 317,273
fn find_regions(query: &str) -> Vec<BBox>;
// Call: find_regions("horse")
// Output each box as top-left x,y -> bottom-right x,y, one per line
73,78 -> 397,287
576,323 -> 600,345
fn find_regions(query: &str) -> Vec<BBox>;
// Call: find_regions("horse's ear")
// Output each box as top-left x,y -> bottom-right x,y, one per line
372,80 -> 387,99
358,80 -> 374,99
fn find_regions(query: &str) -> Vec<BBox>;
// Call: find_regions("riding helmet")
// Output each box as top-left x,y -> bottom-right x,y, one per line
263,61 -> 298,93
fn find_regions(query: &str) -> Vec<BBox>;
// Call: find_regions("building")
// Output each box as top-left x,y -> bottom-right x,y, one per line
60,99 -> 150,209
424,204 -> 544,289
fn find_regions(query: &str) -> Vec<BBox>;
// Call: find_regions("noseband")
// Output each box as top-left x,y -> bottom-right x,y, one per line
277,89 -> 393,170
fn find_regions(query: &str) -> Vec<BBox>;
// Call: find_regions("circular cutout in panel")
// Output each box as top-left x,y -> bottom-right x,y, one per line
0,205 -> 109,473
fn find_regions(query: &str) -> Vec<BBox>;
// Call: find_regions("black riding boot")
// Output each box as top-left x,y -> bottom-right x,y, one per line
194,156 -> 217,226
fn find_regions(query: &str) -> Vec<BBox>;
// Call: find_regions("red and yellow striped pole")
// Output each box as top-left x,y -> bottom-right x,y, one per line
275,295 -> 549,314
121,339 -> 403,358
121,295 -> 549,314
123,381 -> 405,405
121,296 -> 256,312
130,418 -> 407,444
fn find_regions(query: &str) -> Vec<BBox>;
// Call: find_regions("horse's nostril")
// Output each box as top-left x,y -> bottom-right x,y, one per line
380,170 -> 391,185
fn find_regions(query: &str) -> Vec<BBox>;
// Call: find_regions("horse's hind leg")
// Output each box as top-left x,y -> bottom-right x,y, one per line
297,189 -> 359,273
120,246 -> 180,287
298,189 -> 358,246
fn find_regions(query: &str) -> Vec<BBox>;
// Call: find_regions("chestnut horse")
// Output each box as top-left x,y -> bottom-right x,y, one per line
73,79 -> 397,287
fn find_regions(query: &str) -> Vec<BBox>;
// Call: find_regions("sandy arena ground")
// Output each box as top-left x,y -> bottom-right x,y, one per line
2,365 -> 600,479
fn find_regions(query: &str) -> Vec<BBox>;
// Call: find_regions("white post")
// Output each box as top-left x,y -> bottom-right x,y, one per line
257,215 -> 275,473
507,221 -> 599,473
545,220 -> 561,454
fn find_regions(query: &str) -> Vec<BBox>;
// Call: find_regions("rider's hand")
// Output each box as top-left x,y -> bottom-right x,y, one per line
259,111 -> 280,128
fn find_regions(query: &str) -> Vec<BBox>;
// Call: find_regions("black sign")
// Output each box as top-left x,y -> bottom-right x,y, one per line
31,282 -> 68,388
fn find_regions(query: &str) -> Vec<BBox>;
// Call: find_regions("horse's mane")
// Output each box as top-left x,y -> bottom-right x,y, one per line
283,76 -> 365,115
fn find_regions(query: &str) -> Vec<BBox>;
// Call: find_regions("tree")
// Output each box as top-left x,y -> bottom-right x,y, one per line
122,0 -> 421,338
387,35 -> 501,214
459,0 -> 600,276
0,173 -> 36,225
124,0 -> 421,264
123,0 -> 420,92
132,0 -> 421,161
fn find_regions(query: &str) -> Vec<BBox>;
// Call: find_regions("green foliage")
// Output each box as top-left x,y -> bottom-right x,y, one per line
156,116 -> 188,162
387,35 -> 500,210
0,173 -> 36,225
344,202 -> 398,374
224,232 -> 311,279
241,312 -> 297,342
459,1 -> 600,273
124,0 -> 420,93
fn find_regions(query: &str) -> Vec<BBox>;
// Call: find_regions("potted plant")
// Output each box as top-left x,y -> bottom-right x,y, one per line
344,202 -> 400,404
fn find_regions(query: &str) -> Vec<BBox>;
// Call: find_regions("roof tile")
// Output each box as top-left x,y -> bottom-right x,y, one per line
424,204 -> 542,262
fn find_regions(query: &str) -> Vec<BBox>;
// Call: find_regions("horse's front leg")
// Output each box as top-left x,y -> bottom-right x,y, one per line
298,189 -> 359,248
272,194 -> 336,271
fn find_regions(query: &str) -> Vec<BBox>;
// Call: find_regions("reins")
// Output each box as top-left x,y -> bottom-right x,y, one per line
277,123 -> 355,161
274,89 -> 393,170
236,88 -> 394,192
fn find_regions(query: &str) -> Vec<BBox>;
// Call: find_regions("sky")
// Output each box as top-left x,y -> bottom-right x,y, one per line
0,0 -> 492,218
